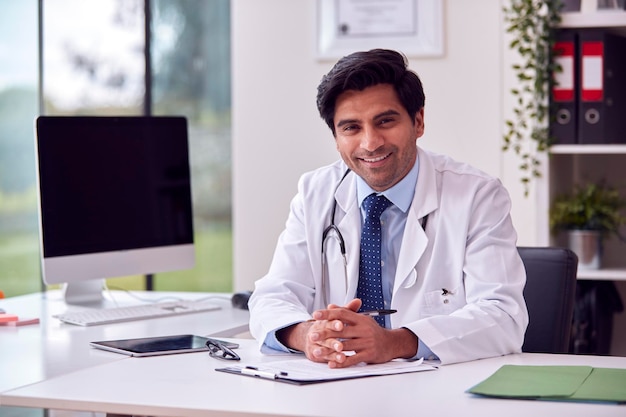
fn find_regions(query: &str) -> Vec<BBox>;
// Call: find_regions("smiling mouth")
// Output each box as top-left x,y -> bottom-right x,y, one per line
361,153 -> 391,163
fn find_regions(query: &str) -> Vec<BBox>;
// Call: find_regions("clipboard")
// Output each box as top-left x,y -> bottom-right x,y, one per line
216,357 -> 438,385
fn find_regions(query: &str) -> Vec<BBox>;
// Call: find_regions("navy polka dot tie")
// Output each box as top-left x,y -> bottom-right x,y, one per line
356,193 -> 392,326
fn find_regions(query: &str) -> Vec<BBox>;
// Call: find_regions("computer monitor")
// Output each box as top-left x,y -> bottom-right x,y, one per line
35,116 -> 195,305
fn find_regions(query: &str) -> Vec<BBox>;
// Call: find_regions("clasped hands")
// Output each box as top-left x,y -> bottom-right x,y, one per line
278,298 -> 418,368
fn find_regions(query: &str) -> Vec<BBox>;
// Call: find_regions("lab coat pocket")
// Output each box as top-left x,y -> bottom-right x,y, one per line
423,285 -> 463,315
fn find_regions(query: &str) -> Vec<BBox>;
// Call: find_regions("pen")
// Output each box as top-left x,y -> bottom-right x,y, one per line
360,309 -> 397,317
242,366 -> 277,379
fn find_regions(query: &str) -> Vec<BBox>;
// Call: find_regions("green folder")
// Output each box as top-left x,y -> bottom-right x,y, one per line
468,365 -> 626,404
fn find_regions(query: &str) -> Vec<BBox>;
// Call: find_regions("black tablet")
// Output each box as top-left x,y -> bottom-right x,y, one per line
90,334 -> 238,357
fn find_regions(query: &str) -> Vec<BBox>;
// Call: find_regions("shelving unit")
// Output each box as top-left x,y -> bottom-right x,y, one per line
547,148 -> 626,282
550,144 -> 626,154
544,10 -> 626,282
578,268 -> 626,281
560,10 -> 626,28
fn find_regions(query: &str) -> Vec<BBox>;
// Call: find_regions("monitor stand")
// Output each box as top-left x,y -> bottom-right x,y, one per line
62,279 -> 106,306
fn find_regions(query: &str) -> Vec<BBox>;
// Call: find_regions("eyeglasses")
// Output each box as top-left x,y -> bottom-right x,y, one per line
206,339 -> 240,361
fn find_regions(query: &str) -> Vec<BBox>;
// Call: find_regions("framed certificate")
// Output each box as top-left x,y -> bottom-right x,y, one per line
317,0 -> 444,60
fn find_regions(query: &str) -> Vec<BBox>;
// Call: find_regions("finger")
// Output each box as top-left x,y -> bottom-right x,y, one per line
308,312 -> 345,337
309,329 -> 340,346
308,322 -> 345,351
305,326 -> 337,362
328,352 -> 365,368
344,298 -> 362,312
313,307 -> 364,325
331,317 -> 387,355
306,346 -> 335,363
307,342 -> 347,362
313,299 -> 361,320
325,351 -> 349,367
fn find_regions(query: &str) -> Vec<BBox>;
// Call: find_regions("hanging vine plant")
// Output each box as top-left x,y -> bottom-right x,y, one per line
502,0 -> 562,196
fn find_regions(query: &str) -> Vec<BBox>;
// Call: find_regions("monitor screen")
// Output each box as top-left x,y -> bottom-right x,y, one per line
35,116 -> 195,304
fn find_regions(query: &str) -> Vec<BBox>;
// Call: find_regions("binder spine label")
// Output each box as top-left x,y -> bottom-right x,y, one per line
553,42 -> 575,102
581,41 -> 604,101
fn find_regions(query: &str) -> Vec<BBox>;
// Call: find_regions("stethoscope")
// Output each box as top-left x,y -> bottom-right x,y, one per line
320,168 -> 429,306
321,168 -> 352,305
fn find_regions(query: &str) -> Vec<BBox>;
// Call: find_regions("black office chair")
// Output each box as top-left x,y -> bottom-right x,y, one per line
519,246 -> 578,354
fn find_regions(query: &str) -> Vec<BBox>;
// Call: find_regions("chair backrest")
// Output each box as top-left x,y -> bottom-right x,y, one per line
519,246 -> 578,354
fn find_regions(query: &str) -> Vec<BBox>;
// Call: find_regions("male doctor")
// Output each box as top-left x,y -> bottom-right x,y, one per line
248,49 -> 528,367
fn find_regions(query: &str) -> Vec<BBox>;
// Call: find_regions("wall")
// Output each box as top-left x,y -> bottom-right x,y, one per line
232,0 -> 532,291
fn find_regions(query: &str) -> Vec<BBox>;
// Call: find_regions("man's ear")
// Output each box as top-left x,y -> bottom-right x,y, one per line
414,108 -> 425,138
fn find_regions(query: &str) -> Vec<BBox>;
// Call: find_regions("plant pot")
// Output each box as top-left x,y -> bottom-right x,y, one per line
568,230 -> 602,270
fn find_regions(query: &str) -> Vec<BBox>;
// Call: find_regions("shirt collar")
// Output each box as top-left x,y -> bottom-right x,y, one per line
356,151 -> 419,214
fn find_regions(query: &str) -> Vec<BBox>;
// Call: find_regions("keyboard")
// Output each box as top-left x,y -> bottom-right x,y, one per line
54,300 -> 222,326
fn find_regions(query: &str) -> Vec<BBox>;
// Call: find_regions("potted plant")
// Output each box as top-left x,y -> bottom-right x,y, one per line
549,182 -> 626,269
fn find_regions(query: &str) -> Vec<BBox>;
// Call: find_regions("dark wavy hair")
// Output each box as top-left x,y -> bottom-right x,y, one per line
316,49 -> 425,136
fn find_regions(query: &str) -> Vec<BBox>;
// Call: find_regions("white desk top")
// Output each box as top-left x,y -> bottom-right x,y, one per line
3,338 -> 626,417
0,290 -> 250,394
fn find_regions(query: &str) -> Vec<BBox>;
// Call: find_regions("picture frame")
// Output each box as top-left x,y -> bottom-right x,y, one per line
317,0 -> 444,60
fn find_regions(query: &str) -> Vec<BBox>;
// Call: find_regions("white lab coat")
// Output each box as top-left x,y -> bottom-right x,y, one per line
249,147 -> 528,365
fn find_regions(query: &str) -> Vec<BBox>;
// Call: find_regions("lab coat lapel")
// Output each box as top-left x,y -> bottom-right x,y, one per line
394,213 -> 427,291
394,148 -> 438,293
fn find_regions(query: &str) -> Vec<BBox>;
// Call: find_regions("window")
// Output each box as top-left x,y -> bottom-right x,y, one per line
0,0 -> 232,296
0,1 -> 40,296
151,0 -> 232,292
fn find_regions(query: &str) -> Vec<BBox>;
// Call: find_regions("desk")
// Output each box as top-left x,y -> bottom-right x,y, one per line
2,338 -> 626,417
0,290 -> 250,395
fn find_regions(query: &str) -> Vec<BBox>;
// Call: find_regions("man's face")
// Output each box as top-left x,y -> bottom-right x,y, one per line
333,84 -> 424,192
